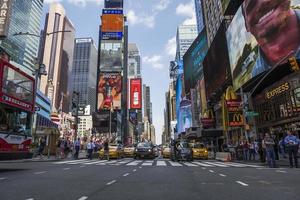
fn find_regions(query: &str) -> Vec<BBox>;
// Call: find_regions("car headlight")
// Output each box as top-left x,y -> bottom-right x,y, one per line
135,149 -> 138,152
148,149 -> 152,152
204,150 -> 208,153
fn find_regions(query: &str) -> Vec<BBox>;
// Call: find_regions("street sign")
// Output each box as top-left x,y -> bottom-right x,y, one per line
246,111 -> 259,117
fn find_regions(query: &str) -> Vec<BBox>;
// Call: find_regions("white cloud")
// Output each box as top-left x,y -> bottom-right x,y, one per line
165,36 -> 176,57
176,0 -> 196,25
127,10 -> 155,28
143,55 -> 164,69
182,13 -> 196,25
154,0 -> 171,11
45,0 -> 103,7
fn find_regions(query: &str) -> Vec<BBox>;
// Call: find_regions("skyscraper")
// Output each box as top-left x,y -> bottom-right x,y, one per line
175,25 -> 198,61
202,0 -> 223,46
128,43 -> 141,78
71,38 -> 98,113
143,84 -> 152,123
0,0 -> 43,75
194,0 -> 205,33
39,3 -> 76,112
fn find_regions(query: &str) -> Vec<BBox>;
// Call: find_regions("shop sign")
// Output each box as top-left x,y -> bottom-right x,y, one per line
265,82 -> 290,100
0,94 -> 33,112
228,111 -> 244,127
201,118 -> 215,128
0,0 -> 12,37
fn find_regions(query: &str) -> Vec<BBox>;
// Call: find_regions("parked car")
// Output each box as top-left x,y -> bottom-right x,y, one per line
124,145 -> 135,157
99,144 -> 124,159
134,142 -> 155,159
189,143 -> 208,159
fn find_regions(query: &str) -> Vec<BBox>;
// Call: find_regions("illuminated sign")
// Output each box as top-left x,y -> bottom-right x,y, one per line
101,9 -> 123,40
265,82 -> 290,100
228,111 -> 244,127
130,79 -> 142,109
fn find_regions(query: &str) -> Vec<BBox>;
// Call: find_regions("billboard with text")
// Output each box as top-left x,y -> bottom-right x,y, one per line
101,9 -> 123,40
130,78 -> 142,109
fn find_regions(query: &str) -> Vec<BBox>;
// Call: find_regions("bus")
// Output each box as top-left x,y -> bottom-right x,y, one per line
0,59 -> 35,160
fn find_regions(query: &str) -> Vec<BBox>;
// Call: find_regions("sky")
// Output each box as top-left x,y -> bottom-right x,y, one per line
43,0 -> 197,144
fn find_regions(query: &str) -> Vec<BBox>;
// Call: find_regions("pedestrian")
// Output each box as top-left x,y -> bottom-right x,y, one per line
258,134 -> 265,163
87,140 -> 94,160
74,138 -> 80,159
273,135 -> 279,160
242,141 -> 249,160
279,137 -> 286,159
60,138 -> 65,159
56,138 -> 61,158
263,133 -> 276,168
284,130 -> 299,168
249,141 -> 256,161
37,137 -> 46,159
104,139 -> 109,160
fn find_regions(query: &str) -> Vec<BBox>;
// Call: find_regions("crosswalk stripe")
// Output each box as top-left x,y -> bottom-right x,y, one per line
83,160 -> 108,165
156,161 -> 167,166
142,161 -> 153,166
192,161 -> 214,167
169,161 -> 183,167
226,162 -> 261,168
203,161 -> 229,167
54,159 -> 89,164
183,162 -> 198,167
214,162 -> 246,167
126,161 -> 142,166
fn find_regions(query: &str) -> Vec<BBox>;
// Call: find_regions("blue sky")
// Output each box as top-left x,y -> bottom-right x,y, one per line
43,0 -> 197,144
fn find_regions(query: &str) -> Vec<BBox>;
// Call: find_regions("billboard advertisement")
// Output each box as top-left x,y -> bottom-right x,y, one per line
100,41 -> 122,71
0,0 -> 12,37
101,9 -> 123,40
177,99 -> 192,134
130,78 -> 142,109
105,0 -> 123,8
226,0 -> 300,90
183,29 -> 208,94
203,22 -> 231,99
97,72 -> 122,111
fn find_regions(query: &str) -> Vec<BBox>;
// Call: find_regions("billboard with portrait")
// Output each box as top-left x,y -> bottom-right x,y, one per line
183,29 -> 208,94
226,0 -> 300,90
203,22 -> 231,100
130,78 -> 142,109
100,41 -> 122,71
97,72 -> 122,111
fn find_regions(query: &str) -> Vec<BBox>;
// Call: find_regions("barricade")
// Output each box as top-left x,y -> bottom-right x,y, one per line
215,152 -> 232,162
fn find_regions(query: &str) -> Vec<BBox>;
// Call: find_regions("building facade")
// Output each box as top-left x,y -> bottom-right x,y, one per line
0,0 -> 43,75
71,38 -> 98,113
128,43 -> 141,78
175,25 -> 198,61
194,0 -> 205,33
143,84 -> 152,123
39,3 -> 76,112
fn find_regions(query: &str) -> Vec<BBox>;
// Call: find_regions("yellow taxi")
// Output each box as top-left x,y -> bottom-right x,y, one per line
162,146 -> 171,158
99,144 -> 124,159
190,143 -> 208,159
123,145 -> 135,157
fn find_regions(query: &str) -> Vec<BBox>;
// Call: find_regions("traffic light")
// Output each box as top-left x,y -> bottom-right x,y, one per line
288,57 -> 299,72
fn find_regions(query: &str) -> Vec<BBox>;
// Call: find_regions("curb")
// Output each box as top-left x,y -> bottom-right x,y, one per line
0,157 -> 86,163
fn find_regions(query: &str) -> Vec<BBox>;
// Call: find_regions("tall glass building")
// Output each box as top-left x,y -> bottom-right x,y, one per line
194,0 -> 205,33
175,25 -> 198,60
0,0 -> 43,76
128,43 -> 141,78
71,38 -> 98,113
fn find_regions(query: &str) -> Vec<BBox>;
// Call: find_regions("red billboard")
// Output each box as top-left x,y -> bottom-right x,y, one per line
130,78 -> 142,109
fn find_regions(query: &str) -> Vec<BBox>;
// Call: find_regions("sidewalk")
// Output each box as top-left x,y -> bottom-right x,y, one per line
234,156 -> 292,167
0,151 -> 87,163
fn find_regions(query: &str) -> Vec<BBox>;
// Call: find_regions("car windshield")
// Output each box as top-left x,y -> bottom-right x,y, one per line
192,143 -> 205,148
137,143 -> 151,148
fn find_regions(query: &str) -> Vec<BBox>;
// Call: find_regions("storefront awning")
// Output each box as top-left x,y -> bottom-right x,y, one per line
37,114 -> 58,129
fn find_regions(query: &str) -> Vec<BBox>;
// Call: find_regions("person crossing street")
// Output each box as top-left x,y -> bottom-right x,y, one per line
284,130 -> 299,168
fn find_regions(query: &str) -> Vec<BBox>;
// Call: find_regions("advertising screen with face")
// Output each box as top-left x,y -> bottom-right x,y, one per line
97,72 -> 122,111
227,0 -> 300,90
100,41 -> 122,71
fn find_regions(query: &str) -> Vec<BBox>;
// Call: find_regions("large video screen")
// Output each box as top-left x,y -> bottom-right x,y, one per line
130,78 -> 142,109
203,22 -> 231,100
97,72 -> 122,110
100,41 -> 122,71
183,29 -> 208,94
226,0 -> 300,90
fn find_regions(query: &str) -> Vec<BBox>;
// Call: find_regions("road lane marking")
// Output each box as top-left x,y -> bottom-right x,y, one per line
54,159 -> 88,164
106,180 -> 116,185
201,167 -> 206,170
126,161 -> 142,166
83,160 -> 107,165
192,162 -> 213,167
204,162 -> 228,167
236,181 -> 249,186
139,167 -> 142,169
156,161 -> 167,166
78,196 -> 88,200
63,168 -> 70,170
123,173 -> 130,177
259,180 -> 271,185
183,162 -> 198,167
219,174 -> 227,177
169,161 -> 183,167
0,177 -> 7,180
34,171 -> 47,175
26,198 -> 34,200
79,166 -> 85,168
133,169 -> 137,172
141,161 -> 153,166
209,170 -> 214,173
276,170 -> 287,173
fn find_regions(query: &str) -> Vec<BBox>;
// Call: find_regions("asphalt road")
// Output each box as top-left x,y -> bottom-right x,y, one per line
0,158 -> 299,200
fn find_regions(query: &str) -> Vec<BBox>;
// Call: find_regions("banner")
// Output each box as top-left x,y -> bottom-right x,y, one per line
97,72 -> 122,110
130,78 -> 142,109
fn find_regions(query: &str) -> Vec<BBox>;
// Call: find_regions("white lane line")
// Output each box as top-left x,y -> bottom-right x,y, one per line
204,162 -> 229,167
169,161 -> 183,167
133,169 -> 137,172
141,161 -> 153,166
34,171 -> 47,175
78,196 -> 88,200
126,161 -> 142,166
192,161 -> 214,167
26,198 -> 34,200
156,161 -> 167,166
106,180 -> 116,185
209,170 -> 214,173
276,170 -> 287,173
219,174 -> 227,177
227,162 -> 261,168
54,159 -> 88,164
0,177 -> 7,180
123,173 -> 130,177
183,162 -> 198,167
83,160 -> 107,165
201,167 -> 206,170
236,181 -> 249,186
63,168 -> 70,170
139,167 -> 142,169
68,160 -> 95,165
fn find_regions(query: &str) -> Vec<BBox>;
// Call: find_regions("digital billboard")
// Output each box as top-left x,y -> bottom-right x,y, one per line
105,0 -> 123,8
0,0 -> 12,37
177,99 -> 192,134
101,9 -> 123,40
100,41 -> 122,71
226,0 -> 300,90
203,22 -> 231,100
97,72 -> 122,111
130,78 -> 142,109
183,29 -> 208,94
